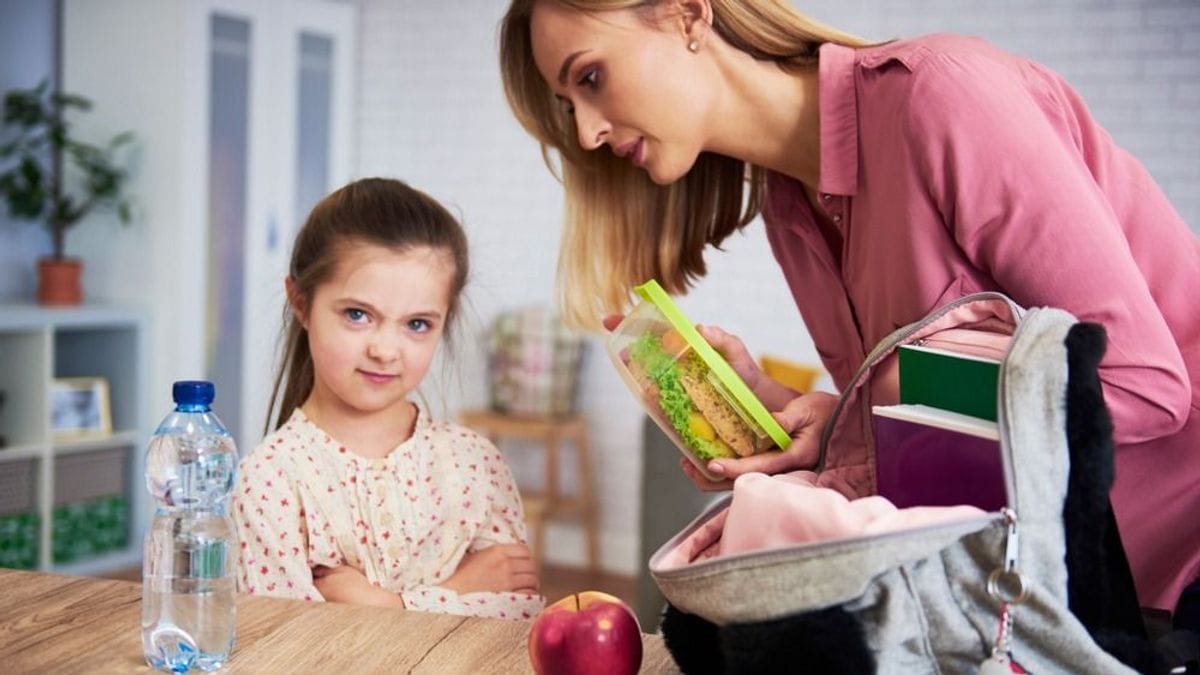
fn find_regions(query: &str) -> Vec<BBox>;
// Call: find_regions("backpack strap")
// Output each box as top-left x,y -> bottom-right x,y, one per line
1062,322 -> 1168,673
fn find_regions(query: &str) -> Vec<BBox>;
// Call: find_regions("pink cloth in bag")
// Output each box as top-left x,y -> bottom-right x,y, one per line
656,471 -> 986,569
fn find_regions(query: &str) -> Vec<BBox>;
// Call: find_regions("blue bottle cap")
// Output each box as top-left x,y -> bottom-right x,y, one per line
173,380 -> 215,406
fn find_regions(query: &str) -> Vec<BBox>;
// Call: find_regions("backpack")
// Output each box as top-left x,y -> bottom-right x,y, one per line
649,295 -> 1162,674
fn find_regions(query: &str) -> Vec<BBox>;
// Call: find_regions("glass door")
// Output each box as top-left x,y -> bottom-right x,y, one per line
197,0 -> 356,451
206,12 -> 250,446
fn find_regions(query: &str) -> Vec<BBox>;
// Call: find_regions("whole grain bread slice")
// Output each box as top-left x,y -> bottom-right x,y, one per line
678,353 -> 765,457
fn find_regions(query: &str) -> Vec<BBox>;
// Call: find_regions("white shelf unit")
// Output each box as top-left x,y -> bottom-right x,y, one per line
0,304 -> 148,576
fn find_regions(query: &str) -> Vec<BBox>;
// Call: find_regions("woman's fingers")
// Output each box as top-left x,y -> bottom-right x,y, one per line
681,458 -> 734,492
696,324 -> 748,360
773,392 -> 837,438
696,324 -> 761,385
773,392 -> 838,466
602,314 -> 624,331
693,393 -> 837,482
707,450 -> 804,479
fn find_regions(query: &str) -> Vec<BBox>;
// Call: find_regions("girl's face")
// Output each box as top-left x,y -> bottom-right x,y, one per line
529,1 -> 713,185
299,242 -> 455,420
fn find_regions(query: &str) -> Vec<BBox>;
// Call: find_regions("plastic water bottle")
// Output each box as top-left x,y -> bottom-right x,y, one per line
142,381 -> 238,672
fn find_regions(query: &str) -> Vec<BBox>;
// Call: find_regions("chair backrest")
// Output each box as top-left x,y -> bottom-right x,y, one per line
757,354 -> 821,394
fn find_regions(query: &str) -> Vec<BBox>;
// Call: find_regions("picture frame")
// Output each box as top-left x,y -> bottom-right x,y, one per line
50,378 -> 112,440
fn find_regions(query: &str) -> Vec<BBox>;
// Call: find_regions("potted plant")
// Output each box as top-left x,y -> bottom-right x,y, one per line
0,80 -> 135,305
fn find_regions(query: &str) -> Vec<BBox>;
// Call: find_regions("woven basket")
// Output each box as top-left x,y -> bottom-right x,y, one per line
487,307 -> 585,418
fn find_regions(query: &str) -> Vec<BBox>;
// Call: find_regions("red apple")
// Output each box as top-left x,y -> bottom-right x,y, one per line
528,590 -> 643,675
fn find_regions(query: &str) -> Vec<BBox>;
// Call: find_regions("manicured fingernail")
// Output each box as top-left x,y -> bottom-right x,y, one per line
708,462 -> 724,474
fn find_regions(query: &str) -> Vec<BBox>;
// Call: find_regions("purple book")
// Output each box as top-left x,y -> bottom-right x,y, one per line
871,404 -> 1006,511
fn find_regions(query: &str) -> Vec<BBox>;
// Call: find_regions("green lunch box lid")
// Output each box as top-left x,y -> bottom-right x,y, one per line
634,280 -> 791,450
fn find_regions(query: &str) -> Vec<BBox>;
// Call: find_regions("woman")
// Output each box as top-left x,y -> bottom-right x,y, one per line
499,0 -> 1200,620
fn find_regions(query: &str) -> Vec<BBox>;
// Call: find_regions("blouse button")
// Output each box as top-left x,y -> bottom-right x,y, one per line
380,512 -> 394,526
820,193 -> 832,203
388,544 -> 402,558
372,459 -> 387,472
831,213 -> 843,224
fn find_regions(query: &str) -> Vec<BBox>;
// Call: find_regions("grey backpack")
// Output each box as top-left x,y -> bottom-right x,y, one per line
649,299 -> 1154,674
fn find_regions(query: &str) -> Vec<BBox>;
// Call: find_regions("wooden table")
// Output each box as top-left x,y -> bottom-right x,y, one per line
0,569 -> 679,673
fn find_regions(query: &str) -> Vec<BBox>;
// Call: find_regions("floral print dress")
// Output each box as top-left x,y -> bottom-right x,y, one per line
232,406 -> 544,619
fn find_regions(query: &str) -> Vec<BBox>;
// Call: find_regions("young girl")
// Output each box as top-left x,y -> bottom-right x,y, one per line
232,178 -> 543,620
499,0 -> 1199,624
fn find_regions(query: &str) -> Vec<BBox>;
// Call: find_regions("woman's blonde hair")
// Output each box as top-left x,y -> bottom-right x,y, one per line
500,0 -> 870,328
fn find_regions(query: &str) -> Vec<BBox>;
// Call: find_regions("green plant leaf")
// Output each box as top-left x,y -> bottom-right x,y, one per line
2,79 -> 136,239
48,125 -> 68,150
18,156 -> 42,186
0,168 -> 46,220
50,92 -> 92,112
117,200 -> 132,224
3,91 -> 44,127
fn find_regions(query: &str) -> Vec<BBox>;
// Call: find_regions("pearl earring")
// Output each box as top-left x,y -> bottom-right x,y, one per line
688,40 -> 700,53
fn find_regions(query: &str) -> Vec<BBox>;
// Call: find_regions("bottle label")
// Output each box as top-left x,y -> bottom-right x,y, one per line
191,540 -> 227,579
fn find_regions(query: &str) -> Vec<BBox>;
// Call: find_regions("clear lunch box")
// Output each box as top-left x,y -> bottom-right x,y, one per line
606,280 -> 791,481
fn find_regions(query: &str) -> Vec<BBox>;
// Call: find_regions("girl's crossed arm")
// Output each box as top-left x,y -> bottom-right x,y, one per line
442,543 -> 538,595
233,458 -> 324,602
441,437 -> 543,599
312,564 -> 405,608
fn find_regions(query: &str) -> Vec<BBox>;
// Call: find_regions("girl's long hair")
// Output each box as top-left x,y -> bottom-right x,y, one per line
500,0 -> 871,328
265,178 -> 469,432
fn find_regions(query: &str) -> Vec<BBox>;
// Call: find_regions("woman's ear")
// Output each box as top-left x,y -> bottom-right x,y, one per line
284,277 -> 308,328
671,0 -> 713,46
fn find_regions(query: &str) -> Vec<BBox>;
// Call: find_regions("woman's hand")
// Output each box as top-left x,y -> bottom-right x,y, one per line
604,316 -> 836,489
695,324 -> 802,411
601,315 -> 624,331
687,323 -> 835,488
312,564 -> 405,608
680,391 -> 839,491
442,543 -> 539,595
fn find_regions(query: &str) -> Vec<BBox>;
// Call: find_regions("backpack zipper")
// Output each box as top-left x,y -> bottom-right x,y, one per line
815,292 -> 1024,471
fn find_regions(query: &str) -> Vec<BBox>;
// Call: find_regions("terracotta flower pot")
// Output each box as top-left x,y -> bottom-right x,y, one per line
37,257 -> 84,306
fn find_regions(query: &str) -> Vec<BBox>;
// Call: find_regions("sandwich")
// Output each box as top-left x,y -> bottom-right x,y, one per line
626,329 -> 773,461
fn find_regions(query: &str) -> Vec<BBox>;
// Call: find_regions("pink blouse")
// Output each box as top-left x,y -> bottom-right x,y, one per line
232,407 -> 544,619
763,34 -> 1199,610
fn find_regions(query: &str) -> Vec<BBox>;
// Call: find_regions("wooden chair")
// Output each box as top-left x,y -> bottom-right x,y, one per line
759,354 -> 823,394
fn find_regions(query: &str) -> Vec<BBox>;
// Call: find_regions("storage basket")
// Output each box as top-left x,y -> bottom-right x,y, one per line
52,446 -> 130,563
0,458 -> 40,569
487,307 -> 585,418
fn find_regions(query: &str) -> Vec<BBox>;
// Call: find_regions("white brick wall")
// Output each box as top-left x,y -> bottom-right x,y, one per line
354,0 -> 1199,574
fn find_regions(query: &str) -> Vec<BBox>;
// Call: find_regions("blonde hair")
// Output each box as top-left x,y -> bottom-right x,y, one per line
500,0 -> 870,328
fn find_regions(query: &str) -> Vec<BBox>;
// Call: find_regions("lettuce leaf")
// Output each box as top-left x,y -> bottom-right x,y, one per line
629,334 -> 731,460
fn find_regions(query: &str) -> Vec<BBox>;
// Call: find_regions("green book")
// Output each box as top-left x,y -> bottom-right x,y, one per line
898,344 -> 999,421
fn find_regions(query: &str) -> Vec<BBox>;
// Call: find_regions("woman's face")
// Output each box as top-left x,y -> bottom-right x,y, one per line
529,1 -> 712,185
